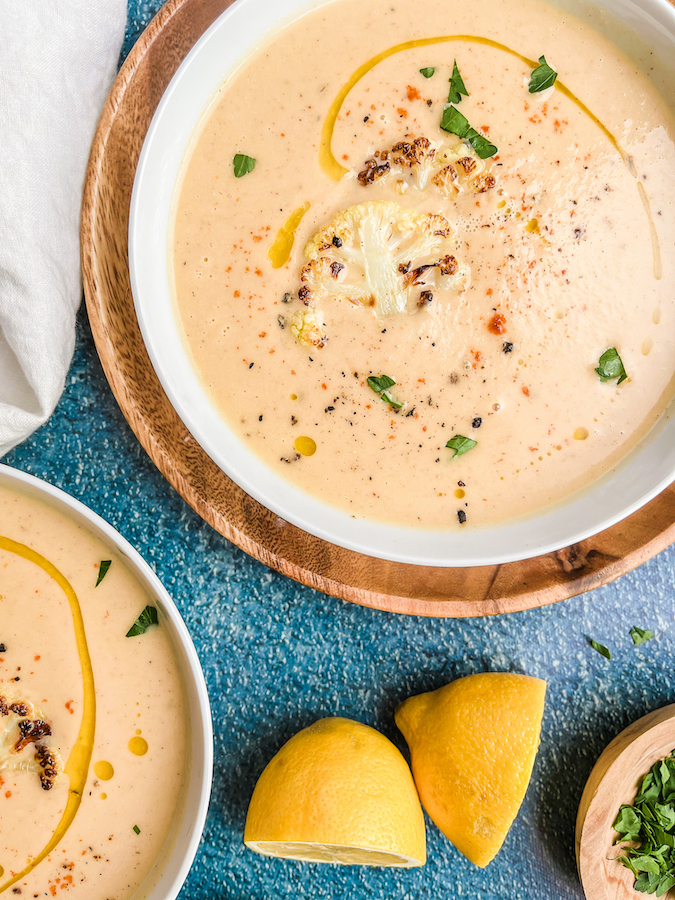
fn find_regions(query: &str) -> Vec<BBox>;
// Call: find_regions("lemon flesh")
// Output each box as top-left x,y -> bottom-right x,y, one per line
244,716 -> 426,867
395,673 -> 546,868
245,841 -> 422,867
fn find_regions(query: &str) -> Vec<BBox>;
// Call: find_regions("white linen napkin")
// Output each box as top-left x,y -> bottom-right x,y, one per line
0,1 -> 126,457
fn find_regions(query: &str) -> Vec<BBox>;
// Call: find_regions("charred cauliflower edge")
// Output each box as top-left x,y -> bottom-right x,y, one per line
291,200 -> 470,347
357,135 -> 497,196
0,695 -> 61,790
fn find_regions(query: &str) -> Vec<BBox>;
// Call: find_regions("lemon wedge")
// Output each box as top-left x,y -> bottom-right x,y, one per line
244,716 -> 426,867
395,673 -> 546,867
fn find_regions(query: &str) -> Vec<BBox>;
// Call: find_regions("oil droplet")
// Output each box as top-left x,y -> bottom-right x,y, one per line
574,427 -> 589,441
128,736 -> 148,757
294,436 -> 316,456
653,308 -> 662,324
290,393 -> 298,401
525,218 -> 540,233
268,202 -> 311,268
642,338 -> 653,356
455,489 -> 465,499
555,445 -> 562,451
497,199 -> 506,208
135,729 -> 142,735
100,793 -> 107,800
555,310 -> 565,320
94,760 -> 114,781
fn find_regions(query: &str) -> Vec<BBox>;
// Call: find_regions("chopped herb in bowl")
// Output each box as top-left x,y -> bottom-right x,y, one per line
614,750 -> 675,895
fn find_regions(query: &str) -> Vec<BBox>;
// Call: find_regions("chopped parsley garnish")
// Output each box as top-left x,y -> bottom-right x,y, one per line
419,67 -> 436,79
588,637 -> 611,659
367,374 -> 403,409
528,55 -> 558,93
126,606 -> 159,638
440,106 -> 498,159
447,60 -> 469,104
596,348 -> 628,384
133,824 -> 141,835
446,434 -> 477,458
631,626 -> 654,646
95,560 -> 111,587
614,749 -> 675,894
233,153 -> 256,177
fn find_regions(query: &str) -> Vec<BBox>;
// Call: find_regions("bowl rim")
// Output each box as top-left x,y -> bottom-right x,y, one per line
0,463 -> 214,900
129,0 -> 675,568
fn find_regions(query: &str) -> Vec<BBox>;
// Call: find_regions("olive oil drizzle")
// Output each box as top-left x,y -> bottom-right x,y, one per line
318,35 -> 660,278
637,181 -> 663,280
0,537 -> 96,895
319,35 -> 627,179
268,201 -> 311,268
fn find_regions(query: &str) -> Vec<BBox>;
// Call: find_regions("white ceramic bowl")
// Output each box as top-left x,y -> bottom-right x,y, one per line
129,0 -> 675,568
0,463 -> 213,900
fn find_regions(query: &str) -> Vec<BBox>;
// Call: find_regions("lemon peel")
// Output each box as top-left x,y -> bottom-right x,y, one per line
395,672 -> 546,867
244,716 -> 426,867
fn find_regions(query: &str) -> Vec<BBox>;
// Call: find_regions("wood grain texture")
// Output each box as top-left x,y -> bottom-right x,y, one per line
576,705 -> 675,900
80,0 -> 675,617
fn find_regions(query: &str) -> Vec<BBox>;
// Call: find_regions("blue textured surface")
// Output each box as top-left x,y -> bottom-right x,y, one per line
5,3 -> 675,897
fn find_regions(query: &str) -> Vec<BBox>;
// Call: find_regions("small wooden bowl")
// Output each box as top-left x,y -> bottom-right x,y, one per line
576,705 -> 675,899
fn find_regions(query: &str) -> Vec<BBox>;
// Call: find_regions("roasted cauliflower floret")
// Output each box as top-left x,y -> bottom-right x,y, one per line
0,695 -> 61,790
290,307 -> 328,349
432,142 -> 496,197
357,136 -> 496,198
298,200 -> 469,318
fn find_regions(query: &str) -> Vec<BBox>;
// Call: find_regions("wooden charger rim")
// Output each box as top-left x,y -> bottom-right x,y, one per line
80,0 -> 675,617
576,705 -> 675,900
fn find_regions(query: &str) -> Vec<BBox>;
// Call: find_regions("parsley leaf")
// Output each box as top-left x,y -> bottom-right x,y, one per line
446,434 -> 477,458
419,67 -> 436,79
440,106 -> 498,159
447,60 -> 469,104
529,55 -> 558,93
367,374 -> 403,409
133,824 -> 141,835
126,605 -> 159,638
596,347 -> 628,384
588,637 -> 611,659
95,560 -> 111,587
631,626 -> 655,646
233,154 -> 256,178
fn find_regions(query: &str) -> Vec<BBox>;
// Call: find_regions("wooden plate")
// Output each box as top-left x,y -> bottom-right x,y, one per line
80,0 -> 675,617
576,705 -> 675,899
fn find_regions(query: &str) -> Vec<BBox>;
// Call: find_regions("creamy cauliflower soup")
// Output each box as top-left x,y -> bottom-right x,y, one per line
172,0 -> 675,529
0,485 -> 187,897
